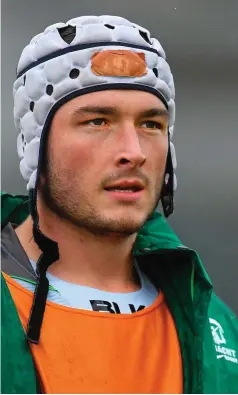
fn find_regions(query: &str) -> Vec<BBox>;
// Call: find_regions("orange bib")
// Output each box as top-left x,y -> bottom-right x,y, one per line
4,273 -> 183,394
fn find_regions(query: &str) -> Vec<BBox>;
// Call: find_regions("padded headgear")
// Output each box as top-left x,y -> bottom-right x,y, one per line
13,15 -> 177,192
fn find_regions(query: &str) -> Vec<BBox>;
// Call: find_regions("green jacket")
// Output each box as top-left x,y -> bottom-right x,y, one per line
1,192 -> 238,394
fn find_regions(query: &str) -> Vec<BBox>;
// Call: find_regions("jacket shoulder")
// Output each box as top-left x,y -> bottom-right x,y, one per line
209,292 -> 238,336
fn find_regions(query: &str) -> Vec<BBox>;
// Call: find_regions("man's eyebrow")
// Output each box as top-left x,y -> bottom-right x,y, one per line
71,106 -> 169,119
140,108 -> 169,119
71,106 -> 120,118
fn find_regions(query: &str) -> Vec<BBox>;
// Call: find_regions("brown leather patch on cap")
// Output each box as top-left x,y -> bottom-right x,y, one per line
91,50 -> 147,77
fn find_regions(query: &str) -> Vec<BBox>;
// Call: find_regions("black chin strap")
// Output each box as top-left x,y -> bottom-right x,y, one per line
27,189 -> 59,344
161,134 -> 174,217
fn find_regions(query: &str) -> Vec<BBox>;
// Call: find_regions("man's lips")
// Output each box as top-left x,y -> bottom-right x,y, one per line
104,180 -> 146,202
104,179 -> 145,192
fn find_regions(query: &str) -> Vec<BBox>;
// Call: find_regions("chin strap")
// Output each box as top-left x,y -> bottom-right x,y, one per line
27,189 -> 59,344
161,134 -> 174,218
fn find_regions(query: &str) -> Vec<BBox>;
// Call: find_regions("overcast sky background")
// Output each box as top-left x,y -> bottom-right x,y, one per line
1,0 -> 238,314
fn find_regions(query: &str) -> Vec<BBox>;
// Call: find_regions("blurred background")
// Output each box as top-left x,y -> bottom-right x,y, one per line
1,0 -> 238,314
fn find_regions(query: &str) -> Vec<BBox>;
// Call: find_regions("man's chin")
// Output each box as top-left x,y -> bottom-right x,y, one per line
91,221 -> 145,237
97,211 -> 149,235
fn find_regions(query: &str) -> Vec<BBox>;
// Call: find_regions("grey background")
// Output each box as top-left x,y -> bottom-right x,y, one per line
1,0 -> 238,314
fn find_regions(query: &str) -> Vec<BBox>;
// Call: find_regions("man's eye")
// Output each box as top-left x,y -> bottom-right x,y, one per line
141,121 -> 162,129
87,119 -> 106,126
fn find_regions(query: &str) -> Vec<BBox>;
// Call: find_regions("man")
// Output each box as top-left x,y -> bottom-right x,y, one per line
1,15 -> 238,394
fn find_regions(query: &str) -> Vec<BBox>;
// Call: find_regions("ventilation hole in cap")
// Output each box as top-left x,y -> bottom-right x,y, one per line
153,68 -> 158,77
46,84 -> 53,95
139,30 -> 151,44
21,133 -> 24,142
23,75 -> 26,86
57,25 -> 76,44
104,24 -> 115,29
69,68 -> 80,79
30,101 -> 35,111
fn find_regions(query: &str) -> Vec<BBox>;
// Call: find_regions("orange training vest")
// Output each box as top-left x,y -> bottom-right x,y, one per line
4,273 -> 183,394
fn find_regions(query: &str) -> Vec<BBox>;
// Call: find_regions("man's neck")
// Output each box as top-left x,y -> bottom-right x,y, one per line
15,213 -> 139,293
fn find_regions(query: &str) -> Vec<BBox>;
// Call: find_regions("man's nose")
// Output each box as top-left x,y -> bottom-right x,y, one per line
114,124 -> 146,169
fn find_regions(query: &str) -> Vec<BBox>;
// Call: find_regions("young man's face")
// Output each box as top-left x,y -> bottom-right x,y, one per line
40,90 -> 169,236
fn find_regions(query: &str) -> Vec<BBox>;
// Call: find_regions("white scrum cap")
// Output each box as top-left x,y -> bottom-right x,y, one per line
13,15 -> 177,191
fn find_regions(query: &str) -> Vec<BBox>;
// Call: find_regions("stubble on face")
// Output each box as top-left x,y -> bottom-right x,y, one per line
40,154 -> 165,238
